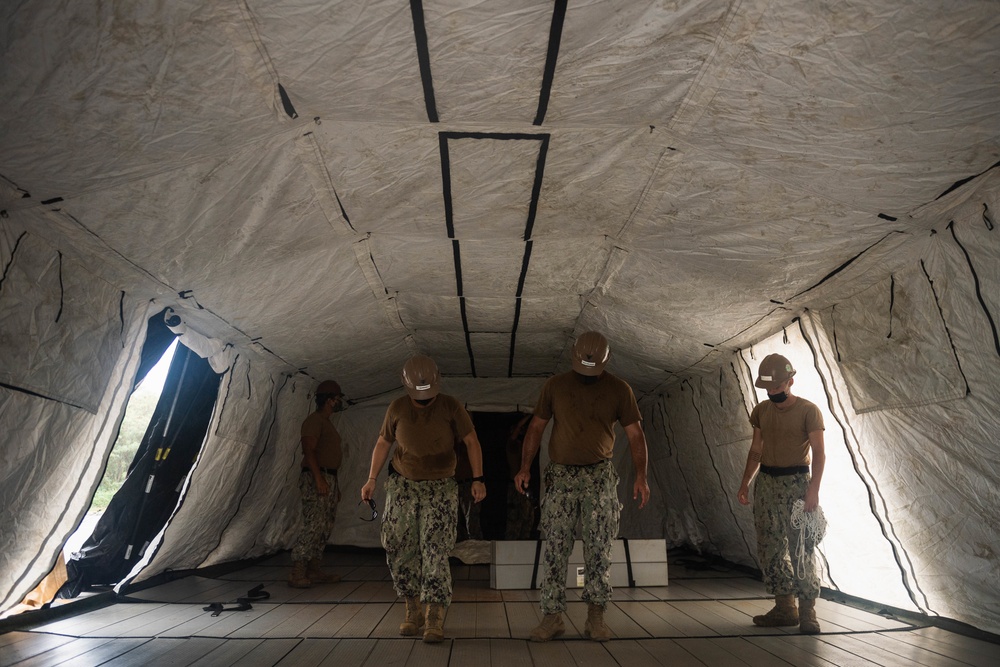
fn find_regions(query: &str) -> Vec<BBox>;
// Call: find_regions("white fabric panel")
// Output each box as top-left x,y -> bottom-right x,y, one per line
812,199 -> 1000,632
820,266 -> 966,413
0,2 -> 278,197
246,0 -> 429,123
199,375 -> 311,568
0,223 -> 127,413
0,298 -> 150,610
660,379 -> 752,561
679,1 -> 1000,212
640,397 -> 710,550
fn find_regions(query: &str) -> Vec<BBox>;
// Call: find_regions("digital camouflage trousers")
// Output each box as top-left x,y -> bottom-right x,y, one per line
538,460 -> 621,615
753,471 -> 820,599
381,474 -> 458,605
292,470 -> 339,562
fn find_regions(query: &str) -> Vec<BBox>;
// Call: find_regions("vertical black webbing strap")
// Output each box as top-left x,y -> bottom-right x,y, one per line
530,539 -> 543,590
623,538 -> 636,588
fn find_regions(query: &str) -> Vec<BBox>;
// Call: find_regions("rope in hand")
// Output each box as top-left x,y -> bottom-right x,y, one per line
790,499 -> 827,579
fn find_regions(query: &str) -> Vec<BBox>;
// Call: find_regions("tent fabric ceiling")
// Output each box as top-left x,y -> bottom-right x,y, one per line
2,0 -> 997,403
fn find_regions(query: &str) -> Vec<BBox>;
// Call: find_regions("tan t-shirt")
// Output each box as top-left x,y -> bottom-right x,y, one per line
535,371 -> 642,465
301,411 -> 343,470
380,394 -> 476,480
749,397 -> 824,467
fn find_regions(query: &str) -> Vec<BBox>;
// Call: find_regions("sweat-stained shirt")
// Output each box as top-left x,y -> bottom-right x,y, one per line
301,411 -> 343,470
749,397 -> 824,468
534,371 -> 642,465
380,394 -> 476,480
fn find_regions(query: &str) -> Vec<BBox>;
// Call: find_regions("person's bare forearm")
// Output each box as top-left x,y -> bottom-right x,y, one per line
519,418 -> 546,474
740,449 -> 761,488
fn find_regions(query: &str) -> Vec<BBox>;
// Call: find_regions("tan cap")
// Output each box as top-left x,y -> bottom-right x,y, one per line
316,380 -> 342,396
571,331 -> 610,376
754,354 -> 796,391
401,355 -> 440,400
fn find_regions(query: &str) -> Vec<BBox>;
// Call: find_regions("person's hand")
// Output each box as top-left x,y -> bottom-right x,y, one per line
737,483 -> 750,505
514,469 -> 530,495
316,476 -> 331,496
803,485 -> 820,512
633,477 -> 650,509
471,481 -> 486,503
361,478 -> 376,501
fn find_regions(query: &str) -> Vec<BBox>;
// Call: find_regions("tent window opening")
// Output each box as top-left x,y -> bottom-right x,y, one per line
63,340 -> 178,562
56,311 -> 223,599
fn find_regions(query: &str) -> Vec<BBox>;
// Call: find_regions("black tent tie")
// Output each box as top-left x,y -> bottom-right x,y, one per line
203,584 -> 268,615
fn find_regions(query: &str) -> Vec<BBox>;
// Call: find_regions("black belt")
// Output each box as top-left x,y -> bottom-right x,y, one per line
303,467 -> 337,476
760,465 -> 809,476
559,459 -> 611,468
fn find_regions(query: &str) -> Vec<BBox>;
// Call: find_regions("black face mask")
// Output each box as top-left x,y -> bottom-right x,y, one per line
415,397 -> 434,406
768,391 -> 788,403
573,371 -> 600,385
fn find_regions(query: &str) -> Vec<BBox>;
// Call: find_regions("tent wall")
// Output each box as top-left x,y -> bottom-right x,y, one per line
0,214 -> 154,609
3,175 -> 997,636
646,174 -> 1000,634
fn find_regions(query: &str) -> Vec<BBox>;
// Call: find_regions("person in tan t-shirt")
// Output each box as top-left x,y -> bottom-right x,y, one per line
288,380 -> 345,589
737,353 -> 826,634
361,356 -> 485,644
514,332 -> 650,642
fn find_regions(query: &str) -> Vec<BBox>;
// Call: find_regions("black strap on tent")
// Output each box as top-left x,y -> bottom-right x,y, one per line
203,584 -> 269,616
203,601 -> 252,616
623,538 -> 636,588
530,540 -> 543,590
240,584 -> 270,602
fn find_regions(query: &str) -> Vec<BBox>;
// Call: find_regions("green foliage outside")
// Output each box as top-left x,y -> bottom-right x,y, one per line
89,384 -> 161,511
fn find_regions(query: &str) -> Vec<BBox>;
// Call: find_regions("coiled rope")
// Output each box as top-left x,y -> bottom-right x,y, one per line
790,499 -> 827,579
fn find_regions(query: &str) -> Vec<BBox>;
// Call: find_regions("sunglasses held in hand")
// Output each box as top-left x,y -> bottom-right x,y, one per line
358,498 -> 378,522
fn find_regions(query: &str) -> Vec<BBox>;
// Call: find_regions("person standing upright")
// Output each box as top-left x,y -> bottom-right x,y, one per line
288,380 -> 345,588
515,331 -> 650,642
737,353 -> 826,634
361,355 -> 486,643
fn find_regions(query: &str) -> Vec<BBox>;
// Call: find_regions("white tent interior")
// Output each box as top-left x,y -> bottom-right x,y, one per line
2,0 -> 999,637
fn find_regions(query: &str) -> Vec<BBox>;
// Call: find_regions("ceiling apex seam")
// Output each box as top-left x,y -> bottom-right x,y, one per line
297,133 -> 356,234
234,0 -> 286,119
616,148 -> 669,240
667,0 -> 773,135
351,237 -> 417,357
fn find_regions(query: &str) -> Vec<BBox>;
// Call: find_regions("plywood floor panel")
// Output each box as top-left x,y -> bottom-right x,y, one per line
13,638 -> 150,667
273,638 -> 340,666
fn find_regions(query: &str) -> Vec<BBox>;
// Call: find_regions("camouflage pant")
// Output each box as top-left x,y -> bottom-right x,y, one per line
292,471 -> 339,562
538,460 -> 621,615
753,471 -> 820,599
381,474 -> 457,605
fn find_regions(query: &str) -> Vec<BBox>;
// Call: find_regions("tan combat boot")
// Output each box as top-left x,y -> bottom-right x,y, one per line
799,596 -> 821,634
752,593 -> 799,626
287,561 -> 312,588
529,613 -> 565,642
306,558 -> 341,584
584,603 -> 612,641
423,603 -> 446,643
399,597 -> 425,636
